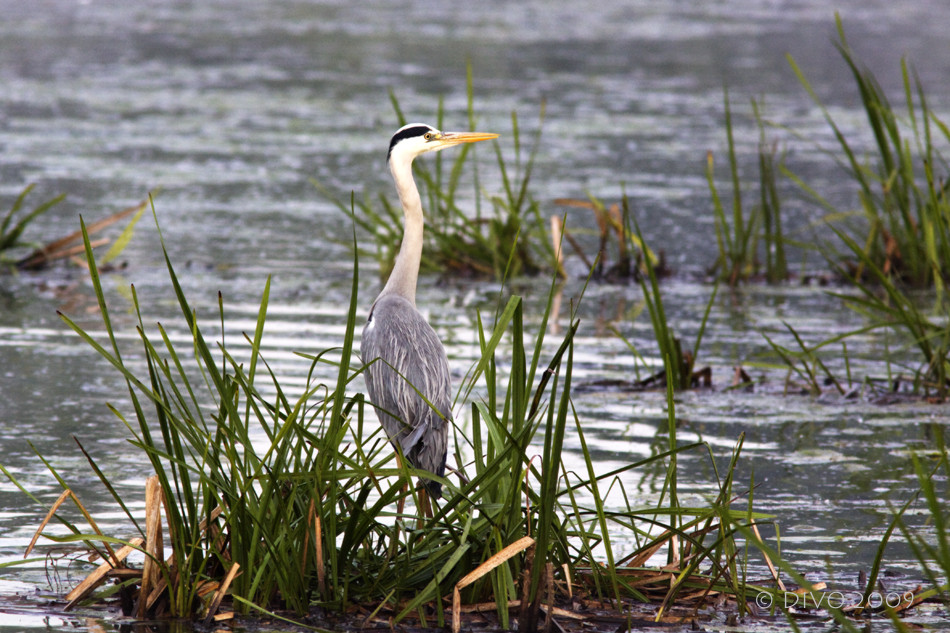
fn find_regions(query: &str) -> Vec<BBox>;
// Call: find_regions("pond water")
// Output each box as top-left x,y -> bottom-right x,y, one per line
2,0 -> 950,631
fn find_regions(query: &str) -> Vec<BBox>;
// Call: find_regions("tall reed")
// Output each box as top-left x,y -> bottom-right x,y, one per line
706,93 -> 790,285
615,201 -> 716,391
787,15 -> 950,293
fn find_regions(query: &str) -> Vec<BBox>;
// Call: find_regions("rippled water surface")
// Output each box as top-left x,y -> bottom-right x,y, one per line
2,1 -> 950,630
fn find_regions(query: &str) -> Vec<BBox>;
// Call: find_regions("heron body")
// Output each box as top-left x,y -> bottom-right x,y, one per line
361,123 -> 497,501
362,293 -> 451,497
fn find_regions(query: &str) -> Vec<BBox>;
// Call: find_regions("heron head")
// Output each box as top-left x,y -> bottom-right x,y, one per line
387,123 -> 498,164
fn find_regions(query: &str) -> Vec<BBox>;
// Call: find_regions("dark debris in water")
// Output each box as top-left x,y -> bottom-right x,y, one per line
249,596 -> 774,633
575,367 -> 713,394
576,363 -> 948,405
208,583 -> 942,633
1,575 -> 943,633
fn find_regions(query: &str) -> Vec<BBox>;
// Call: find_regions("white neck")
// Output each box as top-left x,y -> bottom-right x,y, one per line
378,156 -> 424,306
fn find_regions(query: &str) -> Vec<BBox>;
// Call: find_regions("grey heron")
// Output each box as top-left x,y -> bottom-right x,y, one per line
361,122 -> 498,514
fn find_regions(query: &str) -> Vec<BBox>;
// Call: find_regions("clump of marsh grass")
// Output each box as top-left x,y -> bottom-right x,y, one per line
753,431 -> 948,630
787,16 -> 950,292
705,16 -> 950,400
706,93 -> 792,286
551,194 -> 668,282
897,438 -> 950,609
2,207 -> 787,629
761,323 -> 853,397
763,200 -> 949,400
610,200 -> 715,391
760,266 -> 948,400
786,18 -> 950,399
829,229 -> 950,399
1,184 -> 66,269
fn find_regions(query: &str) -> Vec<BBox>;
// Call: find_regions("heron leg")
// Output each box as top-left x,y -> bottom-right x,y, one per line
417,488 -> 432,526
394,450 -> 433,526
396,490 -> 407,519
394,452 -> 408,519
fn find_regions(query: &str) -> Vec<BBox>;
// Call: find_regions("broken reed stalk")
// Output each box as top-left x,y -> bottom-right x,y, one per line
549,216 -> 566,278
549,212 -> 594,271
553,198 -> 630,278
49,476 -> 234,621
26,488 -> 118,565
452,536 -> 535,633
203,562 -> 241,626
305,498 -> 326,596
750,520 -> 786,593
138,476 -> 163,618
16,200 -> 145,270
65,538 -> 145,610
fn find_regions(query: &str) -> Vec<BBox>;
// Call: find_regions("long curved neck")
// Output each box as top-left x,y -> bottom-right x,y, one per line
378,157 -> 424,306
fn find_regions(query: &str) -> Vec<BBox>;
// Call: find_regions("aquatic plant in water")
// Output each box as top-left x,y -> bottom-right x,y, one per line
0,205 -> 787,629
788,17 -> 950,294
0,184 -> 65,269
718,16 -> 950,398
611,204 -> 716,392
1,186 -> 146,273
706,92 -> 792,286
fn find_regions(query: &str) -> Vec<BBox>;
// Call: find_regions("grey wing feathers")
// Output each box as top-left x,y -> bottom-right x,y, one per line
361,295 -> 451,492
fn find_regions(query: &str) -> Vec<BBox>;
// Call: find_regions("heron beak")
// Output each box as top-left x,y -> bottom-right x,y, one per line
437,131 -> 499,146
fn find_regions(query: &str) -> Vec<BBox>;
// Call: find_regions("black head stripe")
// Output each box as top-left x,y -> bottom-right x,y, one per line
387,124 -> 435,161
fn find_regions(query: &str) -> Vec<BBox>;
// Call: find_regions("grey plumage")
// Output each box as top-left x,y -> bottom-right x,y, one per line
361,294 -> 450,497
360,122 -> 497,502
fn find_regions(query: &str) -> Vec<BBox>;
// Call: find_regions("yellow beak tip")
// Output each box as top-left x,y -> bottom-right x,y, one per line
442,131 -> 499,144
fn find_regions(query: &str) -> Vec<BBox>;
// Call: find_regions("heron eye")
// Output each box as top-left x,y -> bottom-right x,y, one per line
424,132 -> 433,141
